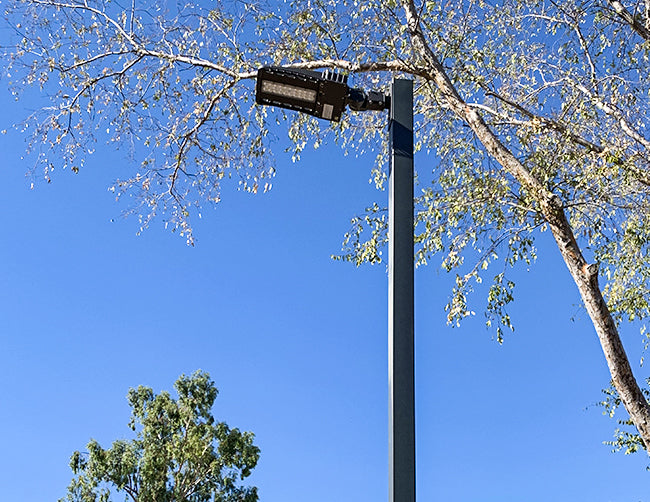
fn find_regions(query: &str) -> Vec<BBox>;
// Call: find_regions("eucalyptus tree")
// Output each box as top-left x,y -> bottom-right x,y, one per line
4,0 -> 650,454
59,371 -> 260,502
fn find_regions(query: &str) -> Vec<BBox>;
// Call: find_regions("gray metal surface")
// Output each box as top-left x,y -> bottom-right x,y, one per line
388,78 -> 415,502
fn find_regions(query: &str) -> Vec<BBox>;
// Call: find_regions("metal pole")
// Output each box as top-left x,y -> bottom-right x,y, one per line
388,78 -> 414,502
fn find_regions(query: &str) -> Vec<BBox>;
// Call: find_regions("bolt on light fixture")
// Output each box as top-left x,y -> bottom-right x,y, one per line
255,66 -> 389,122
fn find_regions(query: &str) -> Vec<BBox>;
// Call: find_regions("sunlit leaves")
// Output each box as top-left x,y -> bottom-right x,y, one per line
3,0 -> 650,346
3,0 -> 278,244
599,379 -> 650,457
333,0 -> 650,346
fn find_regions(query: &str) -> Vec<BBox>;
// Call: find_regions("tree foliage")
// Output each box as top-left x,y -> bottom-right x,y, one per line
4,0 -> 650,457
600,378 -> 650,457
59,371 -> 260,502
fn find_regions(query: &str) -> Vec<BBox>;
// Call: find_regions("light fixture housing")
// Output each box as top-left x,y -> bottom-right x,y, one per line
256,66 -> 349,122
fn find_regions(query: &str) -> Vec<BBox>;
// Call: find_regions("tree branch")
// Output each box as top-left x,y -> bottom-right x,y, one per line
236,59 -> 413,80
476,88 -> 650,188
606,0 -> 650,40
30,0 -> 140,47
169,83 -> 234,201
573,82 -> 650,151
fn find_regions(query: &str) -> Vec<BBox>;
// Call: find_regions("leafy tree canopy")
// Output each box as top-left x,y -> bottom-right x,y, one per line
4,0 -> 650,457
59,371 -> 260,502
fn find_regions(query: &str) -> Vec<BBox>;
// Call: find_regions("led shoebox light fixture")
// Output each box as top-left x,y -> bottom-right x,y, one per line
256,66 -> 348,121
255,66 -> 388,122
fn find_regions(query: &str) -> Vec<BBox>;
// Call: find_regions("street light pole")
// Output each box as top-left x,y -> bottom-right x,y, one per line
388,78 -> 415,502
255,69 -> 415,502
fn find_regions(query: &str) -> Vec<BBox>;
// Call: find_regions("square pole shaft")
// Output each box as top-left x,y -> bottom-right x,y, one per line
388,78 -> 415,502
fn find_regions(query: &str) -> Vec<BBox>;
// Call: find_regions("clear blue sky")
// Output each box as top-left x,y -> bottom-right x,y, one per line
1,31 -> 649,502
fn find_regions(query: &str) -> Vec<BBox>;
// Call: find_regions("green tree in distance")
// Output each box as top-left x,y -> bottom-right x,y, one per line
59,371 -> 260,502
3,0 -> 650,456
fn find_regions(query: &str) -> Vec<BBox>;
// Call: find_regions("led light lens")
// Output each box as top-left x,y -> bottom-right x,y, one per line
261,80 -> 318,103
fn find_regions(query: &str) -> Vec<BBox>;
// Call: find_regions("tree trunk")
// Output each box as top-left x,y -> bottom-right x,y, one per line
401,0 -> 650,451
544,198 -> 650,450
